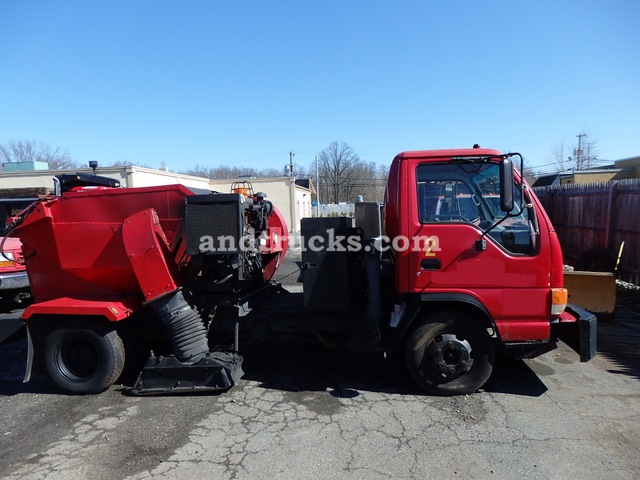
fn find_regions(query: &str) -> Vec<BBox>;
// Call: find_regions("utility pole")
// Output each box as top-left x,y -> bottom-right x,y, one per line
315,155 -> 320,217
575,133 -> 586,170
289,151 -> 295,177
288,151 -> 296,234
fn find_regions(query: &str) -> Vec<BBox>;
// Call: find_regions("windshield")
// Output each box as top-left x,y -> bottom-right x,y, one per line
416,162 -> 537,255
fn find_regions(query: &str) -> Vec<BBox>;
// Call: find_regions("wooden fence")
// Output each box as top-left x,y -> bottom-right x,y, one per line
534,179 -> 640,285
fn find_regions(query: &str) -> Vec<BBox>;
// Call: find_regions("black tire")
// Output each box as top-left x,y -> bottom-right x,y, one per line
43,321 -> 125,394
404,310 -> 494,395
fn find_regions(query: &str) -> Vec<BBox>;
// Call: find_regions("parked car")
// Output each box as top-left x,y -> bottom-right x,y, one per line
0,236 -> 30,307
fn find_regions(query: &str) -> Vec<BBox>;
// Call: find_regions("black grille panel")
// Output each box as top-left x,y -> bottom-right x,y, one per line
185,194 -> 243,255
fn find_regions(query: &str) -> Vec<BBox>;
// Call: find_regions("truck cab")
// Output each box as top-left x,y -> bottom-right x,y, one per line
383,148 -> 592,394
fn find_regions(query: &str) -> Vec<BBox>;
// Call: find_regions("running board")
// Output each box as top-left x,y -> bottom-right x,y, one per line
130,352 -> 244,395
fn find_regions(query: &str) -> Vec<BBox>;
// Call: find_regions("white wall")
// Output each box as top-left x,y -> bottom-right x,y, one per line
296,188 -> 312,220
125,166 -> 210,189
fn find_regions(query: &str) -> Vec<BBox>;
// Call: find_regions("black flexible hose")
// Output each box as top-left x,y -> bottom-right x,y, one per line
149,289 -> 209,363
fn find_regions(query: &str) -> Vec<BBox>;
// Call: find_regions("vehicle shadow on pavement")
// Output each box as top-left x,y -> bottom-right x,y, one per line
241,338 -> 548,398
483,352 -> 548,396
1,334 -> 549,398
596,310 -> 640,382
0,338 -> 58,396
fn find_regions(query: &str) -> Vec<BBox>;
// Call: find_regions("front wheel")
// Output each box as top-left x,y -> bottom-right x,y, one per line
404,310 -> 494,395
43,320 -> 125,394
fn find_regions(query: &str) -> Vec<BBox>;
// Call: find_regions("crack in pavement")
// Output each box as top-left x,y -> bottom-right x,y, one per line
6,404 -> 140,480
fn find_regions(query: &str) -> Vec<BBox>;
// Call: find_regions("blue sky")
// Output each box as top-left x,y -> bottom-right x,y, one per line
1,1 -> 638,175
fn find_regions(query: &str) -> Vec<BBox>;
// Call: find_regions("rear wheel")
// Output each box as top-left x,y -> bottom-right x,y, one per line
404,310 -> 494,395
43,320 -> 125,394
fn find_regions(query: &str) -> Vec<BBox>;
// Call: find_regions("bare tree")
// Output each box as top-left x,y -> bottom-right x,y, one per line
313,142 -> 388,204
522,164 -> 538,185
209,166 -> 260,179
0,139 -> 78,169
551,133 -> 599,172
347,160 -> 387,202
108,160 -> 152,169
260,167 -> 282,178
374,163 -> 389,201
182,164 -> 211,178
181,165 -> 281,179
317,141 -> 363,203
550,140 -> 568,172
180,163 -> 306,180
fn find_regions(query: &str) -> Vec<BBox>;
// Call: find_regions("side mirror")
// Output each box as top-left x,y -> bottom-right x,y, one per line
500,158 -> 514,212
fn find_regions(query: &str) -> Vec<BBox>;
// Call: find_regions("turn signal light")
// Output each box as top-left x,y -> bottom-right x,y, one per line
551,288 -> 568,316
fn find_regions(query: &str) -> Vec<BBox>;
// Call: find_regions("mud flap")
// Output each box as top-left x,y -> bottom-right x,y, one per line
553,305 -> 597,362
131,352 -> 244,395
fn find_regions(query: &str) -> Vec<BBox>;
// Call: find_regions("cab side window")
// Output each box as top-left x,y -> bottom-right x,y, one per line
416,163 -> 538,256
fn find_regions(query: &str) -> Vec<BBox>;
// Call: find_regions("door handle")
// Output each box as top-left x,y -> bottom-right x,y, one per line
420,258 -> 441,271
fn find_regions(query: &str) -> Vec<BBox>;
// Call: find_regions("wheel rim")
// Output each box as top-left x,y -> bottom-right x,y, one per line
426,333 -> 473,379
56,338 -> 99,382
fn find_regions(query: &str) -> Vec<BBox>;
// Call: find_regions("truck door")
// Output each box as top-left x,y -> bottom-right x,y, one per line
407,161 -> 548,340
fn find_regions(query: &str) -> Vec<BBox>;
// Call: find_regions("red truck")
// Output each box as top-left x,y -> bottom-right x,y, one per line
0,236 -> 29,307
0,197 -> 36,311
8,148 -> 596,395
